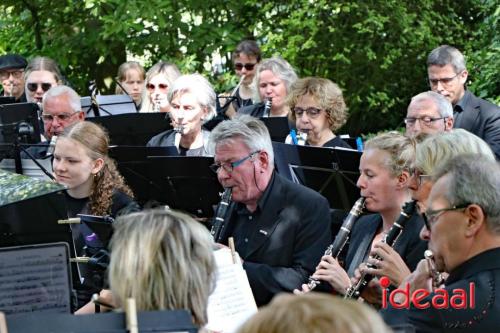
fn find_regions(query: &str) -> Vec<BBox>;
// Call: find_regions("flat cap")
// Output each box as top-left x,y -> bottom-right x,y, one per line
0,54 -> 28,71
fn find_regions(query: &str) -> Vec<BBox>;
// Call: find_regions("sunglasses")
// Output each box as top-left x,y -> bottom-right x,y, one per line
27,82 -> 52,92
234,63 -> 256,71
146,83 -> 168,91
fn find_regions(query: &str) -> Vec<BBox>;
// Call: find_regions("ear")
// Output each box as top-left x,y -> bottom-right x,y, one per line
459,70 -> 468,85
91,158 -> 105,175
396,170 -> 411,189
256,150 -> 270,171
444,116 -> 454,131
77,111 -> 85,121
464,204 -> 485,237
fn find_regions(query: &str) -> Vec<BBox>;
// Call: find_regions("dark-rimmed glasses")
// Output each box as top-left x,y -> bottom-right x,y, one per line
234,63 -> 256,71
422,204 -> 469,230
41,112 -> 79,123
210,151 -> 260,174
428,72 -> 461,87
27,82 -> 52,92
293,107 -> 322,119
146,83 -> 168,91
404,116 -> 445,127
0,70 -> 24,80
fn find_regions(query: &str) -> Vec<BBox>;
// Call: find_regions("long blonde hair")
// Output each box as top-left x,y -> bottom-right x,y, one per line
109,209 -> 216,326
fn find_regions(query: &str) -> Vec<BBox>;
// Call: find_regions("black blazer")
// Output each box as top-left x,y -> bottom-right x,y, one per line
454,90 -> 500,160
220,172 -> 332,306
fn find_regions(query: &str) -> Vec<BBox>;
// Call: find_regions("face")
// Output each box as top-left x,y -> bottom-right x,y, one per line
147,74 -> 170,110
26,70 -> 59,103
234,53 -> 258,85
1,68 -> 25,98
53,137 -> 103,196
170,92 -> 207,136
422,175 -> 466,272
214,140 -> 265,206
258,70 -> 288,112
357,149 -> 402,213
428,64 -> 467,105
43,95 -> 84,140
120,69 -> 144,104
294,94 -> 330,141
408,170 -> 433,214
405,98 -> 451,136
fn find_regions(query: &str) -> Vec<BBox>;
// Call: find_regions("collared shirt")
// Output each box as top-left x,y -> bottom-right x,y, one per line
453,89 -> 471,114
232,172 -> 275,257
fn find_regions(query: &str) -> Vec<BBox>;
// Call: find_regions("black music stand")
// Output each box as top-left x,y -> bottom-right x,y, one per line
82,94 -> 137,117
260,117 -> 292,143
6,309 -> 198,333
88,112 -> 172,146
109,146 -> 178,206
273,142 -> 361,210
0,96 -> 16,105
148,156 -> 222,217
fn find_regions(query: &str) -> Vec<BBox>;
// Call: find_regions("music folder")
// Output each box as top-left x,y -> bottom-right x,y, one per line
260,116 -> 291,143
81,94 -> 136,117
87,112 -> 172,146
272,142 -> 361,210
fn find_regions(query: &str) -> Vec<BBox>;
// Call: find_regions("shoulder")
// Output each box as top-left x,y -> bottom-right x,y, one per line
323,136 -> 352,149
276,173 -> 328,204
147,129 -> 175,147
466,91 -> 500,115
238,102 -> 264,117
111,190 -> 140,216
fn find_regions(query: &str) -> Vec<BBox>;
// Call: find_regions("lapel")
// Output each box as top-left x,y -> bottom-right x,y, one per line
243,174 -> 287,259
454,91 -> 481,131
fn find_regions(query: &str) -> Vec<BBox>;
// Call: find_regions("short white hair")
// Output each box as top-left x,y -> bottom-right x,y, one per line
42,85 -> 81,112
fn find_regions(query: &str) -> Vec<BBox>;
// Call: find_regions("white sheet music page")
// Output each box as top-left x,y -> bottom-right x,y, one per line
205,248 -> 257,333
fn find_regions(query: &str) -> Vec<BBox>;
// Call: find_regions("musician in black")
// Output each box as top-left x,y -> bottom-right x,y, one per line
147,74 -> 216,156
383,155 -> 500,332
0,53 -> 27,102
286,77 -> 352,148
209,115 -> 331,306
297,132 -> 427,303
238,57 -> 297,118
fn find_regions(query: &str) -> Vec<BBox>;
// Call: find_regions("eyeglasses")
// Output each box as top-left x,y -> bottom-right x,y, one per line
234,63 -> 256,71
27,82 -> 52,92
404,116 -> 445,127
0,70 -> 24,80
422,204 -> 469,230
293,107 -> 322,119
210,151 -> 260,174
41,112 -> 79,123
146,83 -> 168,92
428,72 -> 461,87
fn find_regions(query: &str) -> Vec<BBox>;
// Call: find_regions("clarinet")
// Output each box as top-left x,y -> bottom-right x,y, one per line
210,187 -> 233,243
263,98 -> 272,117
344,200 -> 417,299
306,197 -> 365,290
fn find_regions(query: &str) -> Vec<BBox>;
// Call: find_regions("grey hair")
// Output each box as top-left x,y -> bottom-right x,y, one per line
167,73 -> 217,122
427,45 -> 467,74
254,57 -> 298,101
209,114 -> 274,167
109,209 -> 216,326
414,129 -> 495,175
42,85 -> 81,112
410,91 -> 453,118
433,154 -> 500,234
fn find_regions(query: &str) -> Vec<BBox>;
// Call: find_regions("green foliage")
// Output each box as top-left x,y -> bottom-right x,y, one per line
0,0 -> 497,135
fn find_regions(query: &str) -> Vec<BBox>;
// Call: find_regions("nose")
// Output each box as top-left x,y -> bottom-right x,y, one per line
53,159 -> 66,172
419,225 -> 430,241
356,174 -> 366,189
217,167 -> 231,182
408,174 -> 419,191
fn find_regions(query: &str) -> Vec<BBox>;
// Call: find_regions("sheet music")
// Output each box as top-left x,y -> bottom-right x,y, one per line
0,244 -> 72,314
205,248 -> 257,333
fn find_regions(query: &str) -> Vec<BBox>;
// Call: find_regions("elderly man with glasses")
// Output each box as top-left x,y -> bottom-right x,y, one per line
23,85 -> 84,159
0,54 -> 27,103
209,115 -> 331,307
404,91 -> 454,137
383,154 -> 500,332
427,45 -> 500,159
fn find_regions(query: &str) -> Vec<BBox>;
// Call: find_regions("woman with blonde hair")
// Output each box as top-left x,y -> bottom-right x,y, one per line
140,61 -> 181,113
24,56 -> 63,103
297,132 -> 427,304
109,209 -> 216,327
238,293 -> 390,333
